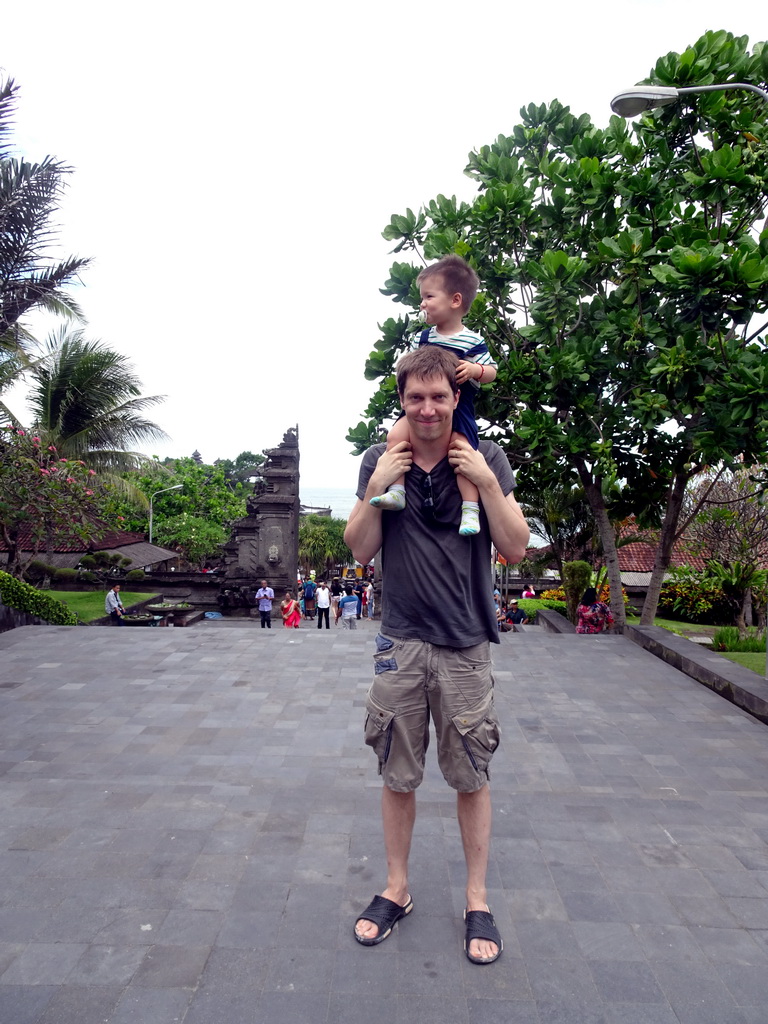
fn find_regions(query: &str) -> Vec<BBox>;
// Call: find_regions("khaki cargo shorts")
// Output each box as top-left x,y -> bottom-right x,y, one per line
364,633 -> 500,793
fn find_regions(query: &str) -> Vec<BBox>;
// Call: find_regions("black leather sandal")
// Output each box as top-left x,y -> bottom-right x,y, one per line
354,894 -> 413,946
464,908 -> 503,964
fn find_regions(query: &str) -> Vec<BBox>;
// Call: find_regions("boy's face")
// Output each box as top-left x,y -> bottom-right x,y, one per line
419,275 -> 462,329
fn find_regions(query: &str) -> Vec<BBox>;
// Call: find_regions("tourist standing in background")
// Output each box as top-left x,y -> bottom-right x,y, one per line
255,580 -> 274,629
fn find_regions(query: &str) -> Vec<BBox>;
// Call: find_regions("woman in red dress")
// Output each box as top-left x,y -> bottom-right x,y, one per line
280,591 -> 302,629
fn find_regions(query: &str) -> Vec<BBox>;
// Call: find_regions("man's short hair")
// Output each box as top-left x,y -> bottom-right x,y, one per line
417,254 -> 479,313
396,345 -> 459,396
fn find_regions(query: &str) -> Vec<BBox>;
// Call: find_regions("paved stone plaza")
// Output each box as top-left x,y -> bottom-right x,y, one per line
1,621 -> 768,1024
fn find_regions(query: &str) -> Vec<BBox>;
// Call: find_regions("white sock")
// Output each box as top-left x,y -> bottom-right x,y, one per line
370,485 -> 406,511
459,501 -> 480,536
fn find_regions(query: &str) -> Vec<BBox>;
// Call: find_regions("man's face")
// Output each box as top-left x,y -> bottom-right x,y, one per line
400,373 -> 459,443
261,580 -> 267,588
114,585 -> 120,593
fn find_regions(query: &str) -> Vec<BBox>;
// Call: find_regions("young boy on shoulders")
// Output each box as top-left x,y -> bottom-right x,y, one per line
369,254 -> 497,536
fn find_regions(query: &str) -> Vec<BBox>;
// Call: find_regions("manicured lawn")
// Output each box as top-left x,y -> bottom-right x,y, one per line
719,651 -> 767,675
626,615 -> 716,637
46,590 -> 159,623
627,615 -> 766,677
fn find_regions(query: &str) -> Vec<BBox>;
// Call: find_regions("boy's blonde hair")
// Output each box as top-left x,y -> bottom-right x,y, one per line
417,254 -> 479,314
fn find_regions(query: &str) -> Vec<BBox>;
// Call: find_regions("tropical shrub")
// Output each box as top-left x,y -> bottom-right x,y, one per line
657,566 -> 731,624
712,626 -> 766,653
52,568 -> 78,581
0,570 -> 78,625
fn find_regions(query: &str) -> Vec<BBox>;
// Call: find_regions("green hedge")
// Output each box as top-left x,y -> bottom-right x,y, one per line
0,571 -> 78,625
518,598 -> 568,622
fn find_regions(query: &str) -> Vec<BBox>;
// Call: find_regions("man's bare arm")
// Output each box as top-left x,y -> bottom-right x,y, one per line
344,442 -> 413,565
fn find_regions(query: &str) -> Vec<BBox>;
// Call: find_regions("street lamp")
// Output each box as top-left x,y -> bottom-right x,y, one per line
610,82 -> 768,118
149,485 -> 182,545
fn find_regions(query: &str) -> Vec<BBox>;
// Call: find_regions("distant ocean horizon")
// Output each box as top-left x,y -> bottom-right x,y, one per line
300,486 -> 358,520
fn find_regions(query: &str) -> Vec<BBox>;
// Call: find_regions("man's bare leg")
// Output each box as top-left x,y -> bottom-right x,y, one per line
457,784 -> 498,960
355,786 -> 415,941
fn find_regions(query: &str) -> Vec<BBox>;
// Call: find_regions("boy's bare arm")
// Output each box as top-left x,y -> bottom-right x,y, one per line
455,360 -> 497,385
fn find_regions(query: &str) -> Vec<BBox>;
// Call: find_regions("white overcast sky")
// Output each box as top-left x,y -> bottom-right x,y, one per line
2,0 -> 764,490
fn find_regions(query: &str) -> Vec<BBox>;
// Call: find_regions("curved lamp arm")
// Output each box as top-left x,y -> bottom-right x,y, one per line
611,82 -> 768,117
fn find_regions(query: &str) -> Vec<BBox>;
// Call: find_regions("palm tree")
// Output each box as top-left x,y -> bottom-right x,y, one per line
299,515 -> 352,577
26,326 -> 168,471
0,77 -> 90,359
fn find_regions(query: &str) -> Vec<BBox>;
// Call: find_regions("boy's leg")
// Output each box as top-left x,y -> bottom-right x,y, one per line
370,418 -> 410,511
454,432 -> 481,536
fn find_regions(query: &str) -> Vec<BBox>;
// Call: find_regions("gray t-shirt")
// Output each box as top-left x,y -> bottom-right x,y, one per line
356,441 -> 515,647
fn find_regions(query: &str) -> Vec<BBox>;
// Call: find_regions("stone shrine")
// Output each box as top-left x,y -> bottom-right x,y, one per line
220,427 -> 299,596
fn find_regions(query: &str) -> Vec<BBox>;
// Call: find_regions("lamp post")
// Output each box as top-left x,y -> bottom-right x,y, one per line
149,485 -> 182,545
611,82 -> 768,117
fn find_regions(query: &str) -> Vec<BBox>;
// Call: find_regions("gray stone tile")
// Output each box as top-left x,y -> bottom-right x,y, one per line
605,1008 -> 678,1024
716,962 -> 768,1006
35,984 -> 123,1024
128,943 -> 210,988
464,1000 -> 540,1024
589,959 -> 665,1003
0,985 -> 58,1024
4,625 -> 768,1023
525,956 -> 601,1006
633,924 -> 703,961
650,960 -> 746,1022
108,986 -> 196,1024
725,898 -> 768,928
572,922 -> 645,961
562,891 -> 623,923
0,942 -> 86,984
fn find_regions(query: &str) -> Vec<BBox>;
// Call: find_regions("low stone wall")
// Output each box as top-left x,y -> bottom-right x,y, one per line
623,623 -> 768,726
0,598 -> 46,633
536,609 -> 575,634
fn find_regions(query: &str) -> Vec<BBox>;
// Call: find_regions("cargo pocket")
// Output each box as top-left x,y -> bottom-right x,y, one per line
364,690 -> 396,774
451,691 -> 500,774
373,633 -> 399,675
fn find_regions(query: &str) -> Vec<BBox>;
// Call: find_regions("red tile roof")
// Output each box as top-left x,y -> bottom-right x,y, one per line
0,526 -> 146,553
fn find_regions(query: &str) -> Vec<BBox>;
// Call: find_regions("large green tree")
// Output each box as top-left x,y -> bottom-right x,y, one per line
350,29 -> 768,628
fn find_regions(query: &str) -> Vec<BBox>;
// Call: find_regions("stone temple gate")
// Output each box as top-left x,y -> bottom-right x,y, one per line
220,427 -> 299,595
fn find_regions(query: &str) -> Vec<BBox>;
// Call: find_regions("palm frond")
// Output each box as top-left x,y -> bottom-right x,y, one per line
0,78 -> 18,162
25,328 -> 168,463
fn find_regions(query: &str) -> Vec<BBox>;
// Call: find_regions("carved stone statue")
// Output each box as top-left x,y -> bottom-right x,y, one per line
220,426 -> 300,597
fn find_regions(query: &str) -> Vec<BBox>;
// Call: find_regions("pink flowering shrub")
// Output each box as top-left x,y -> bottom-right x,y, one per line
0,428 -> 105,577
